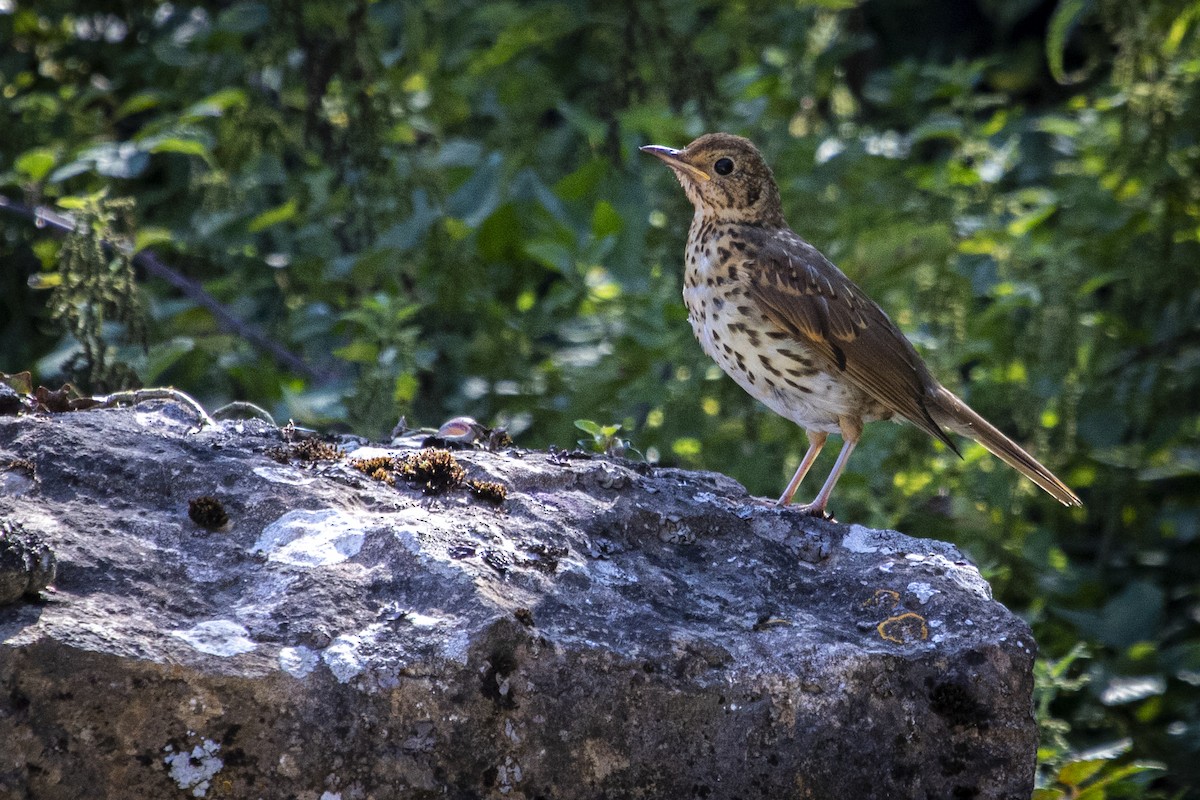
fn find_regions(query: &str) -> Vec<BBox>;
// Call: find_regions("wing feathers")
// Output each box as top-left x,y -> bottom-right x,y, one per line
745,234 -> 958,452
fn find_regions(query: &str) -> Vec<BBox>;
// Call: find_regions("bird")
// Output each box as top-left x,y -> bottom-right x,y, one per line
641,132 -> 1081,516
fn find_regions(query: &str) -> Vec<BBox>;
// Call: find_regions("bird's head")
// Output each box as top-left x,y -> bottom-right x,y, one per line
640,133 -> 784,225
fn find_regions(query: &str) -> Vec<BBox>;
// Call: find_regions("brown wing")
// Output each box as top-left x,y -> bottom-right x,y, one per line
745,231 -> 959,453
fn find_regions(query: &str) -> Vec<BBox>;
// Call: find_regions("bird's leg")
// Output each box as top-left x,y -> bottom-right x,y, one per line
792,417 -> 861,517
777,430 -> 828,505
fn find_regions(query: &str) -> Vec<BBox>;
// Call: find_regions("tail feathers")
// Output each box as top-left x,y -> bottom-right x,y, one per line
929,386 -> 1082,507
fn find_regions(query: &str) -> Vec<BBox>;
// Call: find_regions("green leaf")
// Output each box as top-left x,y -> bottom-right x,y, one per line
1056,582 -> 1164,649
115,91 -> 164,119
56,189 -> 107,211
1056,758 -> 1106,787
1096,762 -> 1165,784
134,227 -> 175,253
591,201 -> 622,239
555,159 -> 607,202
1031,790 -> 1064,800
470,7 -> 578,73
333,340 -> 380,363
446,153 -> 502,228
525,240 -> 573,274
1046,0 -> 1093,84
145,136 -> 211,160
1007,201 -> 1058,237
183,89 -> 250,119
15,147 -> 57,182
248,199 -> 299,232
1162,6 -> 1198,57
574,419 -> 603,436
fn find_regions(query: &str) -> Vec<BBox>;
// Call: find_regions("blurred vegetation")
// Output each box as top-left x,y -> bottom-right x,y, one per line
2,0 -> 1198,794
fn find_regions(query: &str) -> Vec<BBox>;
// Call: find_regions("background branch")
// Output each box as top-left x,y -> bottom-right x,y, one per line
0,194 -> 321,381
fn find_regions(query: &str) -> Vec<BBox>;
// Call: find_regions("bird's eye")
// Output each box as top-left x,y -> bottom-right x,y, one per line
714,157 -> 734,176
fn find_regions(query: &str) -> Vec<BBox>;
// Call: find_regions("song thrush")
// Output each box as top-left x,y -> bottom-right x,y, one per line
641,133 -> 1081,515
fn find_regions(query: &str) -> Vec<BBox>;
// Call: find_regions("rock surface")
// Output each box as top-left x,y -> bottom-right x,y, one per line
0,518 -> 56,606
0,404 -> 1037,799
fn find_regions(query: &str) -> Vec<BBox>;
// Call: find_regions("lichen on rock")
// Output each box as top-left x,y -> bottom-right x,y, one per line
0,402 -> 1038,799
0,518 -> 56,605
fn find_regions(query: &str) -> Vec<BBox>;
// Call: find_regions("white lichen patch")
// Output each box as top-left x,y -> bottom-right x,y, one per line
251,465 -> 317,486
496,756 -> 523,795
171,620 -> 257,656
841,525 -> 879,554
588,559 -> 638,586
343,445 -> 402,461
322,623 -> 387,683
164,738 -> 223,797
252,509 -> 367,567
278,645 -> 320,678
925,554 -> 992,600
907,581 -> 939,604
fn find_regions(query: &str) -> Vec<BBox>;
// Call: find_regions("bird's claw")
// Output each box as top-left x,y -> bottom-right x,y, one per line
781,502 -> 835,521
739,496 -> 835,521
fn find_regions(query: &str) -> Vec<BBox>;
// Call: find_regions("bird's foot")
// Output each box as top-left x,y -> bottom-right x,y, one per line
779,501 -> 834,521
738,496 -> 835,521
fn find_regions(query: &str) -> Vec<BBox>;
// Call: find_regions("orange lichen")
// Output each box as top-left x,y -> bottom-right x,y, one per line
289,438 -> 344,463
467,479 -> 508,504
269,437 -> 344,464
862,588 -> 901,611
877,612 -> 928,644
397,449 -> 465,495
348,456 -> 399,485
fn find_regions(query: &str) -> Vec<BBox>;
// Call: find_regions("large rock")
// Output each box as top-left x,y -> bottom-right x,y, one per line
0,404 -> 1037,799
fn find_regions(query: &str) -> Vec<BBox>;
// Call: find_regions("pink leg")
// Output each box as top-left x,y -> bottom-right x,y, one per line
777,430 -> 828,505
792,417 -> 862,517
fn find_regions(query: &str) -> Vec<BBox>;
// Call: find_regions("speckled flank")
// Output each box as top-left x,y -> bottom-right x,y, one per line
682,211 -> 873,435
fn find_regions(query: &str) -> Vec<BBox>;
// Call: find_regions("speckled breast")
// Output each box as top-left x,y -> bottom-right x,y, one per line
681,216 -> 887,433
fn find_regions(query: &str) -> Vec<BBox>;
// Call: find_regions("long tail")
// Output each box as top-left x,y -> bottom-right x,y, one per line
928,385 -> 1082,507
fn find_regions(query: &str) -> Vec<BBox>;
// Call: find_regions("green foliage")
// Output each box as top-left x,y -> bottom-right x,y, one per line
37,193 -> 146,392
1036,758 -> 1165,800
1038,643 -> 1096,766
1,0 -> 1199,792
575,419 -> 635,457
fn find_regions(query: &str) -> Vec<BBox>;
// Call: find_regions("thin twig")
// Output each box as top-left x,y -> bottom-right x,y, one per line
0,194 -> 321,380
212,400 -> 277,425
91,387 -> 217,431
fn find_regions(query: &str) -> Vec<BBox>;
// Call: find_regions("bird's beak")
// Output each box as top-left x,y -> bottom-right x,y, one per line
639,145 -> 711,182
